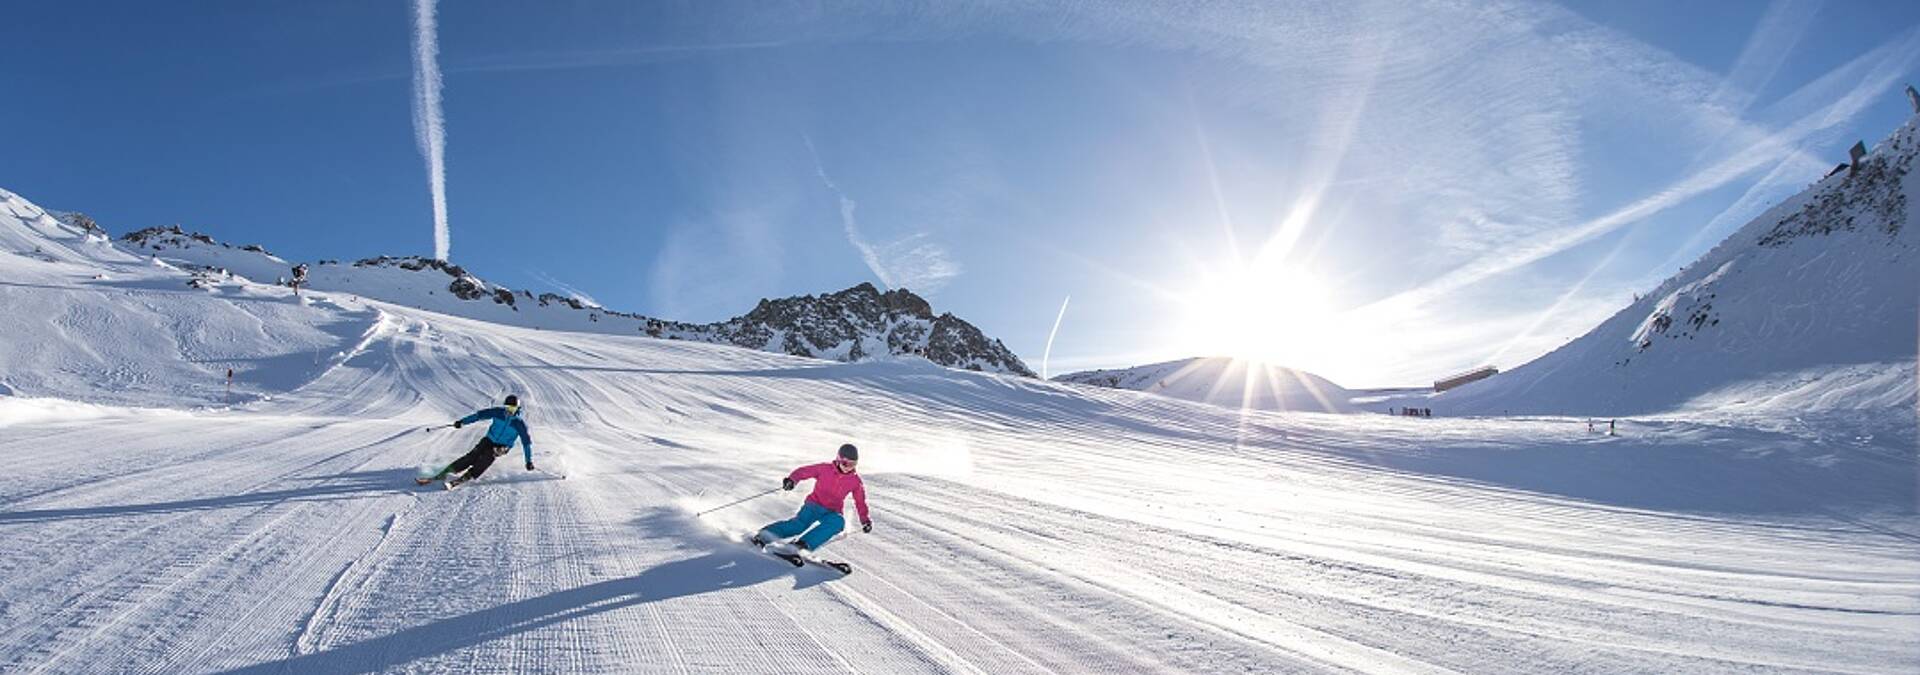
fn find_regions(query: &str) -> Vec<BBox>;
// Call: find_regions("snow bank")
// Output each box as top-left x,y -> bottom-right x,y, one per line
1429,114 -> 1920,417
1056,356 -> 1355,413
0,396 -> 190,427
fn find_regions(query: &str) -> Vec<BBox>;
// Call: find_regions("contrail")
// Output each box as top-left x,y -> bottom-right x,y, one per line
1041,295 -> 1071,379
411,0 -> 449,260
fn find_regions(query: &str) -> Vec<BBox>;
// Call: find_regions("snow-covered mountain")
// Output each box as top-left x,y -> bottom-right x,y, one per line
1428,112 -> 1920,417
3,183 -> 1916,672
115,225 -> 1033,377
680,283 -> 1035,376
0,189 -> 379,406
1055,357 -> 1354,413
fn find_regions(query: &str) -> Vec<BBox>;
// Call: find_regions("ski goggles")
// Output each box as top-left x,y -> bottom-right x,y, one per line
835,457 -> 857,470
504,404 -> 520,415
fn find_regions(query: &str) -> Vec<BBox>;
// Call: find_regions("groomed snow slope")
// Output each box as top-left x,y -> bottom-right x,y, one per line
1,188 -> 1917,673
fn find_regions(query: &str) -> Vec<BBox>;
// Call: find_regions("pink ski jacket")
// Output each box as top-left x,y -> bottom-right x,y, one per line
789,462 -> 870,522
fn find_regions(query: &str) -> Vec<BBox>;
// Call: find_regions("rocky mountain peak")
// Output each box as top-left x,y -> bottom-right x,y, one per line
718,283 -> 1031,376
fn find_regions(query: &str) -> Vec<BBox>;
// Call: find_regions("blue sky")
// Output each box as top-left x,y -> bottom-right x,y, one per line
5,1 -> 1919,387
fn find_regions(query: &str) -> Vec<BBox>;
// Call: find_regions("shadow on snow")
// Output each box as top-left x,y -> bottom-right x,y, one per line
218,509 -> 831,675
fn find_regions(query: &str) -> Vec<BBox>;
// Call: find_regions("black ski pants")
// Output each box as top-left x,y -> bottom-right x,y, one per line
448,438 -> 507,479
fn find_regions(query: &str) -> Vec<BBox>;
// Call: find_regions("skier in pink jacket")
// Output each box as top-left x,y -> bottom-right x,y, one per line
752,444 -> 872,552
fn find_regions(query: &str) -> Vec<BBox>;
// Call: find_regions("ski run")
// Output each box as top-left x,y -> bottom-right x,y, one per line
2,116 -> 1919,672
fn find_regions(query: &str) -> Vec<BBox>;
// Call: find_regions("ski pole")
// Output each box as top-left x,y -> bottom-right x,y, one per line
423,423 -> 455,432
694,488 -> 779,517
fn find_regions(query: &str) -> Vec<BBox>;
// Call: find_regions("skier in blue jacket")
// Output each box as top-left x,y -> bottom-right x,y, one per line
418,395 -> 535,487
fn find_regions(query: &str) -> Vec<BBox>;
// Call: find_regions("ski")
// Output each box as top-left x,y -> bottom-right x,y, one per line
806,557 -> 854,575
750,537 -> 852,575
417,473 -> 560,489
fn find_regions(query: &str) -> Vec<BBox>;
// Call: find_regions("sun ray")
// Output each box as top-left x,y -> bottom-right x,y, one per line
1283,364 -> 1344,414
1189,94 -> 1242,265
1204,357 -> 1251,406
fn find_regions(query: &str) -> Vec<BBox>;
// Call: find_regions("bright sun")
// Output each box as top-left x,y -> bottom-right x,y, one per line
1178,261 -> 1339,367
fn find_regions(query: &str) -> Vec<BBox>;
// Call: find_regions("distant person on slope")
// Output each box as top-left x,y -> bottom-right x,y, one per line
752,444 -> 872,553
418,395 -> 535,487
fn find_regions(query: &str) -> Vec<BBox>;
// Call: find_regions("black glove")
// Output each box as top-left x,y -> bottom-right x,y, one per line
526,462 -> 535,471
453,420 -> 464,429
782,477 -> 796,491
861,520 -> 873,534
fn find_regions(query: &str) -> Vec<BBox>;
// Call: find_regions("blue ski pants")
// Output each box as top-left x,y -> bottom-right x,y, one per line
763,501 -> 845,550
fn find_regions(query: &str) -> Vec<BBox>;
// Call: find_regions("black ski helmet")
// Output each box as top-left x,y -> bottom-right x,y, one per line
504,395 -> 520,407
837,443 -> 859,461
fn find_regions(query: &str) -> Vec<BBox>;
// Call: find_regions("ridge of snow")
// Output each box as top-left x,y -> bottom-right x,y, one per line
1426,112 -> 1920,417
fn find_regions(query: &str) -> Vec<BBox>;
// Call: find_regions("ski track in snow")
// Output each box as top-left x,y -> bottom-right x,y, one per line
0,253 -> 1915,670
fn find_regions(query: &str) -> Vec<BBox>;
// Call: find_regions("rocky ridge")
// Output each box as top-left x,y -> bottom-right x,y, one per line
115,230 -> 1033,377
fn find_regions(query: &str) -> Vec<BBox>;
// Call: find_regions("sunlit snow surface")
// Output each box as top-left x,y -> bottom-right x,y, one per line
1,187 -> 1916,672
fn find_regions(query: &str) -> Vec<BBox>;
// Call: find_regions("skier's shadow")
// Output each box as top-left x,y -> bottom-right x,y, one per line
219,510 -> 834,675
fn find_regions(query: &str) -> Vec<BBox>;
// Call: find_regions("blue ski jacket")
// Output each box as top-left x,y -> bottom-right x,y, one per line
459,407 -> 533,464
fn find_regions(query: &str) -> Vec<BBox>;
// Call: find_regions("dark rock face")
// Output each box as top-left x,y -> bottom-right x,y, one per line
925,314 -> 1019,374
664,282 -> 1035,377
54,212 -> 105,236
353,255 -> 467,278
352,256 -> 516,308
1759,136 -> 1912,247
537,293 -> 590,310
446,275 -> 486,300
121,225 -> 270,256
877,287 -> 934,319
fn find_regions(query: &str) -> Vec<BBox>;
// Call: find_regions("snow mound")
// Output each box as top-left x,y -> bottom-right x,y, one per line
1434,112 -> 1920,416
0,396 -> 193,427
1056,356 -> 1355,413
0,190 -> 385,407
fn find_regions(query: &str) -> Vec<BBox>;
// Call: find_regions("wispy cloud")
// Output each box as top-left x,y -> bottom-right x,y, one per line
242,41 -> 789,100
410,0 -> 450,261
802,134 -> 961,294
1708,0 -> 1823,116
804,134 -> 889,286
452,41 -> 788,75
264,1 -> 1919,385
1353,25 -> 1920,325
648,208 -> 785,322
